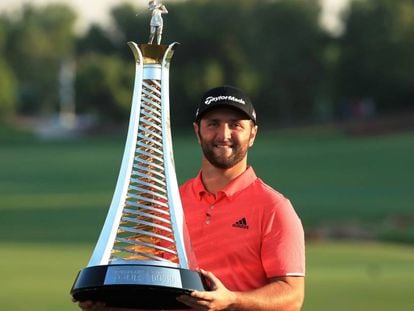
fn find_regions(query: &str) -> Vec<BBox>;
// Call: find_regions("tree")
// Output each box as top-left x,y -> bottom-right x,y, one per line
0,17 -> 17,119
335,0 -> 414,115
5,3 -> 76,115
0,59 -> 17,119
75,53 -> 133,122
248,0 -> 325,126
109,0 -> 326,127
76,24 -> 118,55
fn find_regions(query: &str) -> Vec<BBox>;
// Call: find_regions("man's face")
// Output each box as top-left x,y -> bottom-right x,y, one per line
194,107 -> 257,169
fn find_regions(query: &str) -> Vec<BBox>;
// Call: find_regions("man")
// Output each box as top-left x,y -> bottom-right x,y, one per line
78,85 -> 305,310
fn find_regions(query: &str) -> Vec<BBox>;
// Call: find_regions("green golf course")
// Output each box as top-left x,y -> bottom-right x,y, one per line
1,127 -> 413,310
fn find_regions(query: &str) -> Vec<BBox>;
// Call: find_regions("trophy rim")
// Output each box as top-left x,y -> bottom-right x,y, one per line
71,264 -> 208,310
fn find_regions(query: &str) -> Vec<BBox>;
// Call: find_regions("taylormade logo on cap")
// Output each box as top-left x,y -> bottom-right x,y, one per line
196,85 -> 257,124
204,95 -> 246,106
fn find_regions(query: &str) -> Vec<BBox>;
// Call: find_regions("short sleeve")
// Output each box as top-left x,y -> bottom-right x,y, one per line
261,198 -> 305,278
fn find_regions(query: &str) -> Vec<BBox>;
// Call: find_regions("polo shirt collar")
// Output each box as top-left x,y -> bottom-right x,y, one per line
192,166 -> 257,201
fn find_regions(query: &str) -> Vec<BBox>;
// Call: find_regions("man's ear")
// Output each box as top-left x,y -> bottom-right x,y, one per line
193,122 -> 201,144
249,125 -> 258,147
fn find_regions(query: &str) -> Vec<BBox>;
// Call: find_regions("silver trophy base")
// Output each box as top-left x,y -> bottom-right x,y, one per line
71,264 -> 208,309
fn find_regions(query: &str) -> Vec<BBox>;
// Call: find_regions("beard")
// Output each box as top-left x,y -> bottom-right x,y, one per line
199,135 -> 249,169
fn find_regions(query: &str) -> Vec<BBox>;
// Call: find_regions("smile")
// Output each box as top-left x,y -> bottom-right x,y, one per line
214,144 -> 233,149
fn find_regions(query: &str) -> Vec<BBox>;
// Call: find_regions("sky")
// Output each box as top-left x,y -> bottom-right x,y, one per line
0,0 -> 350,35
320,0 -> 350,35
0,0 -> 138,32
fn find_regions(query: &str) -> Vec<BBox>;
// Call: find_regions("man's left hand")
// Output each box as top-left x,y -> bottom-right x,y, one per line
177,269 -> 237,311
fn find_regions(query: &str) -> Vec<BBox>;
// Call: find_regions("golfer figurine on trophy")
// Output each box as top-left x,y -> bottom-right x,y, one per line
148,0 -> 168,45
71,1 -> 208,309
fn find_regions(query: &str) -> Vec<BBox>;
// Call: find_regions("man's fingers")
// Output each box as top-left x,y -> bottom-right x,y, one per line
200,269 -> 220,290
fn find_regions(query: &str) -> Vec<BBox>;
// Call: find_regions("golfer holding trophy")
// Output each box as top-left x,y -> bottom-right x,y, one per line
72,1 -> 305,310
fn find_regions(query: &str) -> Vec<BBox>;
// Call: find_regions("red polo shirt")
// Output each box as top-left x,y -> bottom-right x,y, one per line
180,166 -> 305,291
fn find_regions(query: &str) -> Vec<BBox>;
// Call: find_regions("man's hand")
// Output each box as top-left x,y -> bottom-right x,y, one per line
176,269 -> 237,311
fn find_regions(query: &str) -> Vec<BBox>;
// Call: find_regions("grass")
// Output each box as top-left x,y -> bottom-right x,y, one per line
303,241 -> 414,310
0,243 -> 88,311
0,242 -> 413,310
1,129 -> 413,243
0,127 -> 413,310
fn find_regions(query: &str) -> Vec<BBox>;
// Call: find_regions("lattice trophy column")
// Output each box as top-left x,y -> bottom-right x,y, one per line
70,43 -> 207,309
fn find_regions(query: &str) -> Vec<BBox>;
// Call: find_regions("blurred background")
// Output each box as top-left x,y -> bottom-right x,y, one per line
0,0 -> 413,310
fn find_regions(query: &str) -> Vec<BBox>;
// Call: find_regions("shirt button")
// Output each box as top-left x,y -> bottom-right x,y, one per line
205,219 -> 210,225
210,205 -> 214,210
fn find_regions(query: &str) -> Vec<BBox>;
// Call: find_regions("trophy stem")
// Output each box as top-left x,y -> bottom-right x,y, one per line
87,42 -> 194,269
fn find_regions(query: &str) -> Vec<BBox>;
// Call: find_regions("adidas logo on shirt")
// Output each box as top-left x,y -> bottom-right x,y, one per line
232,217 -> 249,229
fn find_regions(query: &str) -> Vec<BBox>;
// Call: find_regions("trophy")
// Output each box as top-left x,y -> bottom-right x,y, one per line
71,2 -> 207,309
